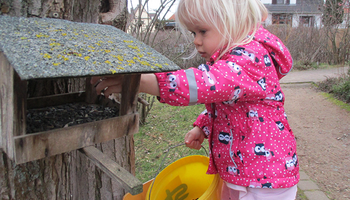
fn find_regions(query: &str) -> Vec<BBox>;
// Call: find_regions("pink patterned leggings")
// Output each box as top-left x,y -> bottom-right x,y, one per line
221,182 -> 298,200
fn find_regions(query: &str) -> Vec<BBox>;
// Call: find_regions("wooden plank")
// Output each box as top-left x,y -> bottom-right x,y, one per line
13,113 -> 139,164
27,92 -> 86,109
84,77 -> 98,104
79,146 -> 143,195
0,52 -> 14,158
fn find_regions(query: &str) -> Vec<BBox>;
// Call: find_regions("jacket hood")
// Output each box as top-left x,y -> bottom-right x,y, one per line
253,26 -> 293,80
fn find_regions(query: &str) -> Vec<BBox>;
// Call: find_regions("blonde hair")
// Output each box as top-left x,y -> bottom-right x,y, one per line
176,0 -> 268,61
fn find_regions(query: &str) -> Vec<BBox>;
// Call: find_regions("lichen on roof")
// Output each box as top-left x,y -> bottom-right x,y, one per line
0,16 -> 180,80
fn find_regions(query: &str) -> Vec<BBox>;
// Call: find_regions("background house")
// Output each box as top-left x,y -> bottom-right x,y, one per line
163,13 -> 176,30
263,0 -> 324,28
129,4 -> 156,33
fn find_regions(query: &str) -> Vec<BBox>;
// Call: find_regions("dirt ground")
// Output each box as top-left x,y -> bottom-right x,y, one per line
282,83 -> 350,200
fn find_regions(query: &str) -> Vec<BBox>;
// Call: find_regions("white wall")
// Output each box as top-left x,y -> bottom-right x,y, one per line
264,13 -> 323,28
264,14 -> 273,26
292,14 -> 299,27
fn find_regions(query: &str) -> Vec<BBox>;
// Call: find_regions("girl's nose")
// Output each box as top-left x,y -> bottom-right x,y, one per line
193,36 -> 201,46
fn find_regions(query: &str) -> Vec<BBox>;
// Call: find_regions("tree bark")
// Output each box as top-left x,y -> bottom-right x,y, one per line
0,0 -> 132,199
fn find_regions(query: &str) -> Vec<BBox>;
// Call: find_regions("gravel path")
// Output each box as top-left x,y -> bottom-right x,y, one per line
281,66 -> 350,200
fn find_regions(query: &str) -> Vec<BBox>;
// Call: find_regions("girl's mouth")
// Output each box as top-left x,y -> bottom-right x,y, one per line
198,52 -> 206,57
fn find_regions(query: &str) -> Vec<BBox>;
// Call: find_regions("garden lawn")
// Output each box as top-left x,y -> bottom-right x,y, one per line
134,100 -> 207,182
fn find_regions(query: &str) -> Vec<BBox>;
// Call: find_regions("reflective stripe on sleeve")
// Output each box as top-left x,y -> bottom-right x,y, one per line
185,69 -> 198,105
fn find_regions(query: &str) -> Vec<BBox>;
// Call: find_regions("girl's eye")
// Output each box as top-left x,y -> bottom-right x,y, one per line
190,31 -> 196,37
199,30 -> 206,34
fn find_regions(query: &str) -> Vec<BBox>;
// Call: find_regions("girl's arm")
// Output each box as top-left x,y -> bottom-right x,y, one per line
139,74 -> 160,96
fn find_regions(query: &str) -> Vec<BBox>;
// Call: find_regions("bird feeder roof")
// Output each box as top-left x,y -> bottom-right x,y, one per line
0,16 -> 180,80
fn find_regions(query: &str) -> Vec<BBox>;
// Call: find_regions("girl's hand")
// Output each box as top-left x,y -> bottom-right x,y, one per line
185,126 -> 205,150
90,76 -> 123,97
90,74 -> 160,97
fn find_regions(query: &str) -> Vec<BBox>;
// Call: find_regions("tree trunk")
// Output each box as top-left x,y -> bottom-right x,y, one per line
0,0 -> 132,199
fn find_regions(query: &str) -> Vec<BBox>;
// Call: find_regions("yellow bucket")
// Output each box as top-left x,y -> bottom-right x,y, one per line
124,155 -> 222,200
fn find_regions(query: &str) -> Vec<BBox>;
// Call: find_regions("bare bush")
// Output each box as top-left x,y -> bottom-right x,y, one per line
266,26 -> 329,68
147,30 -> 205,69
267,23 -> 350,67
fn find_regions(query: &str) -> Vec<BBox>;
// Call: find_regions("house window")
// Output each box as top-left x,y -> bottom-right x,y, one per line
299,16 -> 315,27
272,14 -> 293,25
272,0 -> 290,4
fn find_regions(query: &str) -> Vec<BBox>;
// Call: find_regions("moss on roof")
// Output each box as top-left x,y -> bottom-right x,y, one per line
0,16 -> 180,80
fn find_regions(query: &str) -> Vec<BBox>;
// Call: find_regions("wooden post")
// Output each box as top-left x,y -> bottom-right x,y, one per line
0,52 -> 26,159
120,74 -> 141,115
120,74 -> 141,177
0,52 -> 11,152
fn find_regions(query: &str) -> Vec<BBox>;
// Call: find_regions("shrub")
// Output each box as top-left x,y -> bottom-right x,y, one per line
293,60 -> 321,71
318,77 -> 342,93
318,68 -> 350,103
332,76 -> 350,103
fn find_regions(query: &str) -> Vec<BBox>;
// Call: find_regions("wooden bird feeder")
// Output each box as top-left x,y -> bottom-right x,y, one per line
0,16 -> 179,195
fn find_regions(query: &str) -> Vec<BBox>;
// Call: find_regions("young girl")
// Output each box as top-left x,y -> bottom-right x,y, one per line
93,0 -> 299,199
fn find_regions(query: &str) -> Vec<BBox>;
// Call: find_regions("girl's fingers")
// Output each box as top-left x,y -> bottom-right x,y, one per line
91,75 -> 124,92
185,135 -> 201,150
185,141 -> 194,148
103,85 -> 122,97
90,76 -> 103,85
185,127 -> 204,150
184,133 -> 193,144
95,77 -> 123,95
186,141 -> 201,150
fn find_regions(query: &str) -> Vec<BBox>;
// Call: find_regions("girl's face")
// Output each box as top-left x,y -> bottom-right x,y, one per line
186,22 -> 223,62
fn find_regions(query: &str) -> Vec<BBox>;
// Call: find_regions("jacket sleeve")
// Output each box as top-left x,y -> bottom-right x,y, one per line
155,57 -> 269,106
192,107 -> 215,138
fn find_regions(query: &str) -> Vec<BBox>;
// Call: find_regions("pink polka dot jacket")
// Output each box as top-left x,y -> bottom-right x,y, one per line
155,26 -> 299,189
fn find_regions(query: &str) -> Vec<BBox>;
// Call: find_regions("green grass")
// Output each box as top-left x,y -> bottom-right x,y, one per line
296,188 -> 308,200
320,92 -> 350,112
134,101 -> 207,182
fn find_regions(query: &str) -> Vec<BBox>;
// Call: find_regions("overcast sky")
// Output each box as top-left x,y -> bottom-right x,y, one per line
129,0 -> 178,19
128,0 -> 277,14
128,0 -> 315,19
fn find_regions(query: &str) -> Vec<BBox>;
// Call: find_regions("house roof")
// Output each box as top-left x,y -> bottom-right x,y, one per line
149,13 -> 156,19
168,13 -> 176,21
0,16 -> 180,80
264,0 -> 323,14
131,5 -> 154,18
